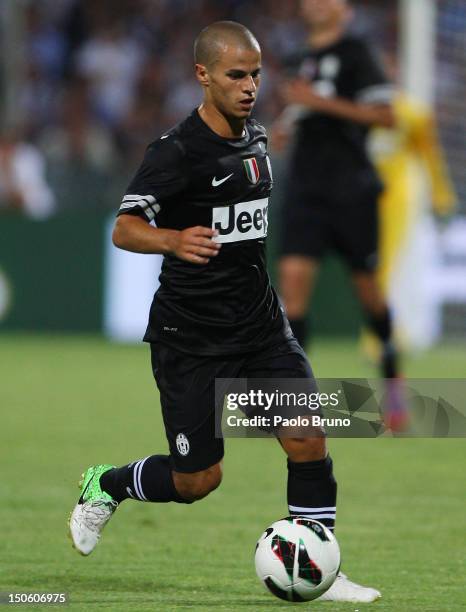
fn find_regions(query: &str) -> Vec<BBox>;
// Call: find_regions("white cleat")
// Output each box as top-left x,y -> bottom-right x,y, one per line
317,572 -> 382,603
69,464 -> 118,556
69,498 -> 118,555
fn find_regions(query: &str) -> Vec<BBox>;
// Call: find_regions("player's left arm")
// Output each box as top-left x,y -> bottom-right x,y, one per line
284,39 -> 395,128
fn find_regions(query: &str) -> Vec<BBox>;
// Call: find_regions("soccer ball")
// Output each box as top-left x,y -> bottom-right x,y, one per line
255,517 -> 340,602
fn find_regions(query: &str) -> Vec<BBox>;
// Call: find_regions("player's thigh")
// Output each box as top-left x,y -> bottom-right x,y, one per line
279,197 -> 329,262
331,198 -> 379,274
150,343 -> 241,474
279,201 -> 326,316
244,338 -> 314,379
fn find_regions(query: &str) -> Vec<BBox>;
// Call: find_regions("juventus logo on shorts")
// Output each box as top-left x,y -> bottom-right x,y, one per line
176,433 -> 190,456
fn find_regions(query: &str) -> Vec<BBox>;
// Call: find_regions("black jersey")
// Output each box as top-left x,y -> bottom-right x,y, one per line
118,109 -> 289,355
285,35 -> 393,204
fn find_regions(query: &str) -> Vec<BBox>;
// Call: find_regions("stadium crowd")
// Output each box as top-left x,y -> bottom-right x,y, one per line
0,0 -> 463,216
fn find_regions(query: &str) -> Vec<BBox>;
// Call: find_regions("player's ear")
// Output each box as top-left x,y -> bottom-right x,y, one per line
195,64 -> 210,87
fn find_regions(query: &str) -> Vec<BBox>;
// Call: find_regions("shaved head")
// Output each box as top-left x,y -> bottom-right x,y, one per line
194,21 -> 262,133
194,21 -> 260,69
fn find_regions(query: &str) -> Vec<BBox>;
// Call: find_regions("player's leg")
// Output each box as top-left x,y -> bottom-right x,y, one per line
333,197 -> 401,378
69,344 -> 237,555
351,270 -> 408,431
280,431 -> 380,602
278,200 -> 327,348
279,256 -> 319,347
100,458 -> 223,504
245,339 -> 381,602
69,458 -> 223,556
334,199 -> 407,431
172,463 -> 223,500
279,436 -> 336,531
102,345 -> 227,502
244,341 -> 337,531
351,269 -> 399,378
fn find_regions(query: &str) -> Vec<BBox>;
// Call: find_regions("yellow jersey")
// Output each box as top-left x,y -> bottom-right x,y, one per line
369,93 -> 457,290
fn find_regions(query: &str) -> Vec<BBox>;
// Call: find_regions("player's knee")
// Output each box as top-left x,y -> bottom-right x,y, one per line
279,257 -> 315,317
174,463 -> 223,502
284,302 -> 308,320
352,272 -> 387,314
282,436 -> 327,462
280,287 -> 308,319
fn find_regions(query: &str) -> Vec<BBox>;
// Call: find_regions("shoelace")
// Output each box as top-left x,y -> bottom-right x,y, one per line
80,500 -> 117,533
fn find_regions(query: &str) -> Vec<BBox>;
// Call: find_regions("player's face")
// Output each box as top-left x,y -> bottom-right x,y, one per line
203,45 -> 261,120
300,0 -> 348,28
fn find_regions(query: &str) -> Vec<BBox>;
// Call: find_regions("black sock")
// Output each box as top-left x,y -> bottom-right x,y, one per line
287,455 -> 337,531
380,342 -> 399,379
289,317 -> 308,348
100,455 -> 192,504
366,308 -> 399,378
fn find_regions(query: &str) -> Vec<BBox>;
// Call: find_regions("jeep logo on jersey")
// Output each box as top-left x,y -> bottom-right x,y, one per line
212,198 -> 268,244
243,157 -> 260,184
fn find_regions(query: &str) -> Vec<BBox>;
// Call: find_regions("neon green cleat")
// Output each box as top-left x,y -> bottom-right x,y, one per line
69,464 -> 117,556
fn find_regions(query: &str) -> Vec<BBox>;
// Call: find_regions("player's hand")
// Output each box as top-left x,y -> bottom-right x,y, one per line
170,226 -> 221,265
284,79 -> 323,109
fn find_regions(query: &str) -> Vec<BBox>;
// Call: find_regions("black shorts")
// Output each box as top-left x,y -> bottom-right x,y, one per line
150,339 -> 314,473
280,195 -> 379,272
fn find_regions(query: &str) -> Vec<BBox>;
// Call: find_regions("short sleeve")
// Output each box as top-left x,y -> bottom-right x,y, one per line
350,39 -> 394,105
118,136 -> 186,221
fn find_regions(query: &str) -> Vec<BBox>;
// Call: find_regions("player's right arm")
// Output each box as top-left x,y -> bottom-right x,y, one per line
283,80 -> 394,128
112,216 -> 220,265
113,136 -> 221,264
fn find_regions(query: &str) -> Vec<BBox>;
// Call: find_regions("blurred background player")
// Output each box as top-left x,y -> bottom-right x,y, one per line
273,0 -> 402,394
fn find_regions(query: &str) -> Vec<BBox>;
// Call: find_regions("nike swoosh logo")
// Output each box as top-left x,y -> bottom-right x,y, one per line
160,134 -> 169,139
79,478 -> 92,503
212,173 -> 234,187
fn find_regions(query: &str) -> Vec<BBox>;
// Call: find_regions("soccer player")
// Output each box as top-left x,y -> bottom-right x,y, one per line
69,21 -> 380,603
274,0 -> 400,384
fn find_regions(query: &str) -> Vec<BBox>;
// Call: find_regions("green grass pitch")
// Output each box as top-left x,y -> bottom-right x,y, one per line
1,335 -> 465,611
